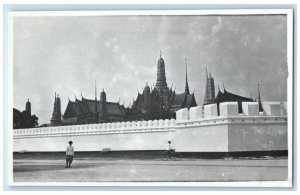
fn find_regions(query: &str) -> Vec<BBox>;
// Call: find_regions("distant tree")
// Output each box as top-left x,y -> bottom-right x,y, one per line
13,108 -> 39,129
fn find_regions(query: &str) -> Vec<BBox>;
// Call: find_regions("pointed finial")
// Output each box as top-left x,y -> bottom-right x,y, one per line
185,58 -> 190,95
81,92 -> 83,98
206,68 -> 208,79
223,82 -> 225,89
74,93 -> 76,100
185,58 -> 188,77
27,98 -> 29,102
68,96 -> 70,101
95,80 -> 98,100
257,83 -> 263,112
257,83 -> 261,100
218,84 -> 220,90
95,80 -> 97,91
160,50 -> 163,58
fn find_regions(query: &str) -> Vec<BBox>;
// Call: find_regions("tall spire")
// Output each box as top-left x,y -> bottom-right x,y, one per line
184,58 -> 190,95
50,92 -> 61,126
257,83 -> 263,112
95,80 -> 98,122
54,92 -> 56,107
155,51 -> 168,91
204,68 -> 209,104
99,88 -> 107,123
25,98 -> 31,116
203,68 -> 215,105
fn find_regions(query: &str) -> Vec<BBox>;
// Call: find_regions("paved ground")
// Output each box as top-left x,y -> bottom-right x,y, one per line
13,157 -> 288,182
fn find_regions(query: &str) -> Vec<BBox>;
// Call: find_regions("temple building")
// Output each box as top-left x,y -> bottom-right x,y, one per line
61,89 -> 127,125
203,69 -> 263,114
127,55 -> 197,120
56,53 -> 197,125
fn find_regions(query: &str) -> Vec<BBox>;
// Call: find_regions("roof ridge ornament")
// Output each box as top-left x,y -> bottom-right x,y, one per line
184,58 -> 190,95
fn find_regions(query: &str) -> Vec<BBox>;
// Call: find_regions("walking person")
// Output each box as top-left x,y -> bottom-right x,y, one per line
66,141 -> 74,168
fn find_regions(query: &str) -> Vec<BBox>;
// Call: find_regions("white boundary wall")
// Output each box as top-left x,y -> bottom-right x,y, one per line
13,102 -> 287,153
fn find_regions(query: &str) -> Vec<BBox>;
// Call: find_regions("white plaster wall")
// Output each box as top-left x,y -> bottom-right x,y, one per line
263,102 -> 282,116
227,123 -> 287,152
204,104 -> 218,118
219,102 -> 238,117
13,125 -> 229,153
173,124 -> 229,152
242,102 -> 259,116
189,106 -> 202,121
14,130 -> 175,152
176,108 -> 189,121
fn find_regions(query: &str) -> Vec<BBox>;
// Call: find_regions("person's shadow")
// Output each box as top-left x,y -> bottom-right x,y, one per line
13,163 -> 99,173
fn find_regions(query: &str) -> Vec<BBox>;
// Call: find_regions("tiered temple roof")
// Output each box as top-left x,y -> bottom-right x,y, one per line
62,97 -> 126,124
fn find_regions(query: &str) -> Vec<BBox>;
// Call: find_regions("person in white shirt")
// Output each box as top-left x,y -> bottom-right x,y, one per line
66,141 -> 74,168
167,141 -> 175,159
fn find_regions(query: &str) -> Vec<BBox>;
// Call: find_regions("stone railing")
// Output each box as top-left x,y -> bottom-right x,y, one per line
14,119 -> 176,138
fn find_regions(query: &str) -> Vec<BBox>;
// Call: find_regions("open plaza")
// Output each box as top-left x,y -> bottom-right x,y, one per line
13,154 -> 288,183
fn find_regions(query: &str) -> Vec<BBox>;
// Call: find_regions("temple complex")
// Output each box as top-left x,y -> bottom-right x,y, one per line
50,53 -> 264,126
58,53 -> 197,125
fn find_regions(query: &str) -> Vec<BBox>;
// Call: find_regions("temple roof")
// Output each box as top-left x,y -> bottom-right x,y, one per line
63,98 -> 125,119
169,92 -> 196,110
215,89 -> 253,103
183,94 -> 196,107
171,92 -> 186,107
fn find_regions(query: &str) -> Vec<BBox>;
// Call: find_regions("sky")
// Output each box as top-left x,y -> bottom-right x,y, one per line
13,14 -> 288,125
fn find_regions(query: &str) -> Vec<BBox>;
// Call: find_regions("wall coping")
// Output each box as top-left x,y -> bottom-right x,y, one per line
13,115 -> 287,139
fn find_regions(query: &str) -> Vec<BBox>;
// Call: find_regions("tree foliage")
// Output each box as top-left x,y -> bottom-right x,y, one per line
13,108 -> 39,129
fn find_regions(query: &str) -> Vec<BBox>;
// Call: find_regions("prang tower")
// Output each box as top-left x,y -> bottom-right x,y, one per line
50,92 -> 62,126
203,68 -> 216,105
25,99 -> 31,116
155,51 -> 170,107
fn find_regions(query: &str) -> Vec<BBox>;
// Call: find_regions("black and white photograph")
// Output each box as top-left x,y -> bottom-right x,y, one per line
9,10 -> 293,186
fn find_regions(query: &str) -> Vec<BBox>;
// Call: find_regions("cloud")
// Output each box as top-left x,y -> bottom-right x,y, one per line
113,45 -> 119,53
